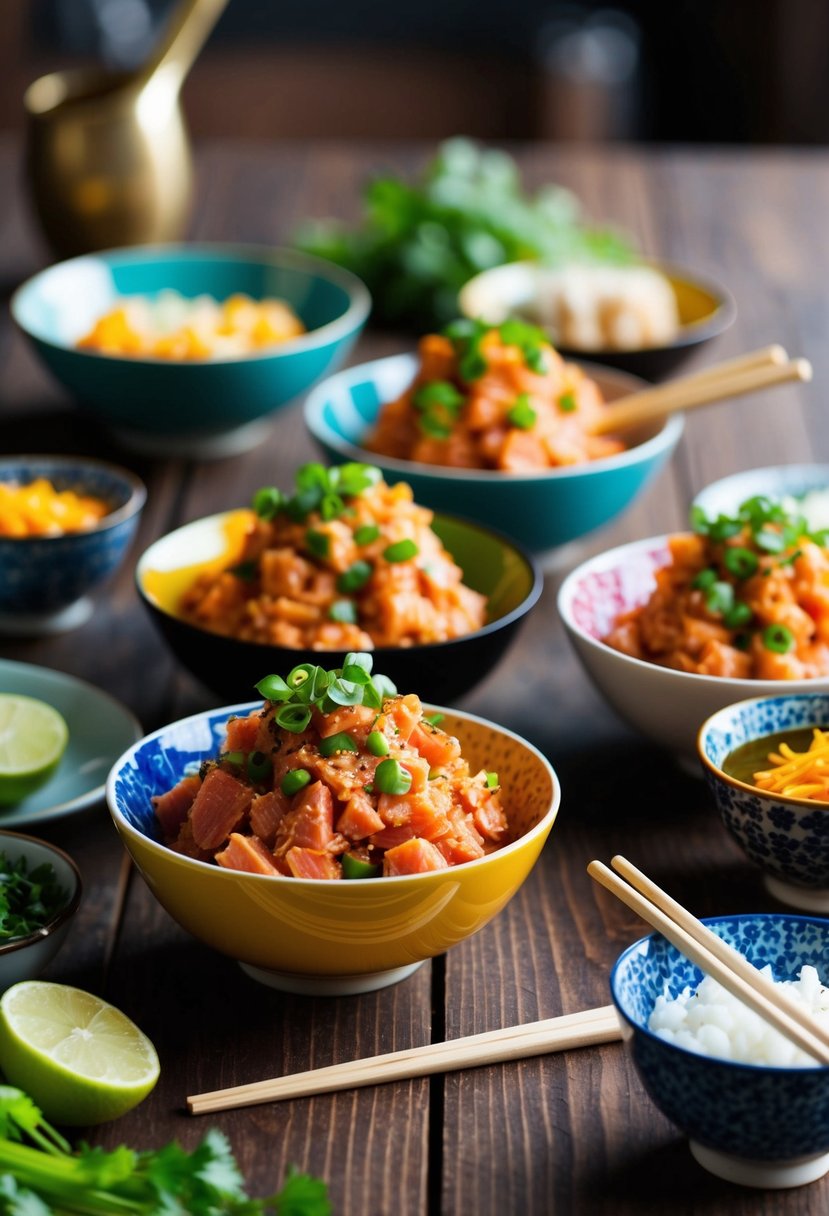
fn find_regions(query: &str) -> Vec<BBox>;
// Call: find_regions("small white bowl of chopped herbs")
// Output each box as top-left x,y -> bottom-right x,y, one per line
0,831 -> 82,990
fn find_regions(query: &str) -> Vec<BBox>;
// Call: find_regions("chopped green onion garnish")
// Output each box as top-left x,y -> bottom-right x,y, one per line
762,623 -> 795,654
246,751 -> 272,784
383,539 -> 419,563
341,853 -> 382,879
413,381 -> 464,412
252,486 -> 283,520
288,664 -> 314,689
507,393 -> 537,430
705,581 -> 734,616
557,390 -> 577,413
228,560 -> 257,581
374,758 -> 412,796
319,731 -> 359,757
485,771 -> 499,789
723,601 -> 753,629
275,704 -> 313,733
281,768 -> 312,797
220,750 -> 244,769
305,528 -> 330,559
692,568 -> 718,591
367,730 -> 390,757
354,524 -> 380,546
337,560 -> 372,593
255,673 -> 292,702
723,547 -> 759,579
423,712 -> 444,726
329,599 -> 358,624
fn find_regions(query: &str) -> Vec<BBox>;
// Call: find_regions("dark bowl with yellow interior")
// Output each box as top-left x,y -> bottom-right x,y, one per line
459,259 -> 736,381
136,508 -> 542,705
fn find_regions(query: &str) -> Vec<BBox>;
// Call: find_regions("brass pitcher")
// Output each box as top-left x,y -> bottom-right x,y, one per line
24,0 -> 228,258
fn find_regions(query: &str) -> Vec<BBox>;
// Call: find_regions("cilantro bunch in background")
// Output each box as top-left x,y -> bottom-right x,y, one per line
295,137 -> 635,330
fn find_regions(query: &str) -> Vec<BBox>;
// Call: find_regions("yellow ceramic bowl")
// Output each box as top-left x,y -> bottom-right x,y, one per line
106,703 -> 560,995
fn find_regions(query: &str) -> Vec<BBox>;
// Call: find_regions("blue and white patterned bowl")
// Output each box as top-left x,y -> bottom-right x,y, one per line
699,695 -> 829,913
611,913 -> 829,1188
0,455 -> 146,635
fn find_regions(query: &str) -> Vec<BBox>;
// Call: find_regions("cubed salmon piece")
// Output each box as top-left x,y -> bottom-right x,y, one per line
336,790 -> 385,841
370,824 -> 415,850
224,712 -> 261,754
399,755 -> 430,793
286,847 -> 342,879
152,774 -> 201,840
170,820 -> 213,863
407,793 -> 452,842
471,793 -> 509,843
383,837 -> 449,875
317,704 -> 375,739
249,790 -> 290,847
276,780 -> 334,853
435,808 -> 486,865
409,723 -> 462,769
387,693 -> 422,742
189,768 -> 254,850
216,832 -> 281,876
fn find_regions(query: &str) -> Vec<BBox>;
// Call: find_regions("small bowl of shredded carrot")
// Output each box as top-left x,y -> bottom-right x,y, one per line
0,455 -> 146,635
304,318 -> 684,563
558,495 -> 829,764
106,651 -> 560,995
699,692 -> 829,913
136,461 -> 541,705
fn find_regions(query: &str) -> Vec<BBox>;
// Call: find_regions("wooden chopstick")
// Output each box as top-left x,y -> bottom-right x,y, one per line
187,1003 -> 622,1115
659,343 -> 788,388
588,856 -> 829,1065
593,353 -> 812,436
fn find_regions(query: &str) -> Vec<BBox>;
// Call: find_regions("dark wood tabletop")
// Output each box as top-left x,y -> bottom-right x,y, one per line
0,135 -> 827,1215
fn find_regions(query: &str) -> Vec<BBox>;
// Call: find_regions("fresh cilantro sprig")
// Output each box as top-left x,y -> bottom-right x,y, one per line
252,463 -> 382,529
295,137 -> 635,329
0,854 -> 68,942
256,652 -> 397,734
0,1086 -> 330,1215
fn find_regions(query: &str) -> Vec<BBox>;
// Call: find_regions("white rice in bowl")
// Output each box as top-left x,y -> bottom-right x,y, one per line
648,966 -> 829,1067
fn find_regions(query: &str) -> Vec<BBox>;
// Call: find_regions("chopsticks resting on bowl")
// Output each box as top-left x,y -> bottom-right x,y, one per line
592,345 -> 812,436
588,855 -> 829,1065
187,1003 -> 622,1115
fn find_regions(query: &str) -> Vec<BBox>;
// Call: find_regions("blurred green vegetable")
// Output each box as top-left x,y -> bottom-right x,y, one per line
295,138 -> 636,330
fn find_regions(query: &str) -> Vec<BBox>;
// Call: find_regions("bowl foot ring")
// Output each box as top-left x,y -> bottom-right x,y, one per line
763,874 -> 829,914
689,1140 -> 829,1189
0,597 -> 94,637
110,416 -> 274,461
238,959 -> 425,995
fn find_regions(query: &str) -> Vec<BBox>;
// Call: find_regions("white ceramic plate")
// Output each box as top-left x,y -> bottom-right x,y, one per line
0,659 -> 141,826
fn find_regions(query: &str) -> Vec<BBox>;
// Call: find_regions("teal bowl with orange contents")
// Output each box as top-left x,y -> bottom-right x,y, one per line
303,353 -> 684,563
106,702 -> 560,996
11,245 -> 370,460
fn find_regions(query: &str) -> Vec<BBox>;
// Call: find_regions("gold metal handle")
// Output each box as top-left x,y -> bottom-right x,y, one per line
139,0 -> 229,92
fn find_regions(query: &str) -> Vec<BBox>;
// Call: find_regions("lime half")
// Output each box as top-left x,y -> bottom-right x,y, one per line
0,694 -> 69,806
0,981 -> 160,1125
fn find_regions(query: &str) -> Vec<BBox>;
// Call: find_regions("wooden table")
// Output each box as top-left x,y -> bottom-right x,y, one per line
0,136 -> 827,1215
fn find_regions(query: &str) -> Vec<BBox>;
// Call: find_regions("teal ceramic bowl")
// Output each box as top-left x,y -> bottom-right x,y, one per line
136,507 -> 542,704
11,245 -> 371,459
303,354 -> 684,562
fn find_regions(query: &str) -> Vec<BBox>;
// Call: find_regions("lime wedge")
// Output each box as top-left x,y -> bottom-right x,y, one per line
0,694 -> 69,806
0,981 -> 160,1125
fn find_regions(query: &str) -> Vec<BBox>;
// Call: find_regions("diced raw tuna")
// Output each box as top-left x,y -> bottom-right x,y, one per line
336,790 -> 385,840
387,693 -> 422,742
383,837 -> 449,875
153,774 -> 201,840
317,704 -> 375,739
286,847 -> 342,879
249,790 -> 290,846
189,768 -> 254,850
216,832 -> 281,875
276,780 -> 334,853
224,712 -> 262,754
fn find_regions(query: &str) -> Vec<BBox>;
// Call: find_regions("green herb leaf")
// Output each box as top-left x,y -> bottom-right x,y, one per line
383,539 -> 419,563
507,393 -> 537,430
328,599 -> 358,624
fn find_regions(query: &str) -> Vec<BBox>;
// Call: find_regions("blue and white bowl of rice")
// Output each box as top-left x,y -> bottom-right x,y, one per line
611,912 -> 829,1189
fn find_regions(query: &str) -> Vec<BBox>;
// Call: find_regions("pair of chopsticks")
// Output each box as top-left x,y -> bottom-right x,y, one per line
593,344 -> 812,435
187,1003 -> 621,1115
589,856 -> 829,1065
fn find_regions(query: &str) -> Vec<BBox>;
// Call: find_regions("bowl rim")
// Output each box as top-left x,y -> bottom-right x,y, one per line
0,829 -> 83,955
692,463 -> 829,512
105,700 -> 561,887
610,911 -> 829,1074
697,691 -> 829,809
303,351 -> 685,485
134,505 -> 544,655
10,243 -> 372,368
458,256 -> 737,355
557,530 -> 829,694
0,453 -> 146,540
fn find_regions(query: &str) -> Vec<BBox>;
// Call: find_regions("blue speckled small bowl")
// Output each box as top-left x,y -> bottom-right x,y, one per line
699,695 -> 829,913
611,913 -> 829,1188
11,245 -> 370,459
303,353 -> 683,563
0,454 -> 145,635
